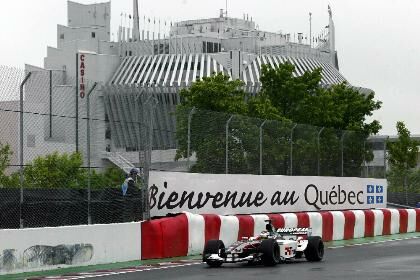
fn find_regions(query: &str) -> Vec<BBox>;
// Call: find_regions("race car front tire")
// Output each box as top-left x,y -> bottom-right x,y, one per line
304,236 -> 324,262
203,240 -> 225,267
260,239 -> 280,266
294,251 -> 303,259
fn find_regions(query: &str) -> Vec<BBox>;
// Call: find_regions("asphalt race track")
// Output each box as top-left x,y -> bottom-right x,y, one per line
92,238 -> 420,280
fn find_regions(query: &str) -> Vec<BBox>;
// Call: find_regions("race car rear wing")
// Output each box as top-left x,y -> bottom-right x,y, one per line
276,227 -> 313,236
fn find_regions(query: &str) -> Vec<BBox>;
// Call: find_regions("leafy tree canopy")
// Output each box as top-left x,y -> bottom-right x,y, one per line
180,63 -> 382,136
23,152 -> 86,188
0,141 -> 13,186
387,122 -> 420,193
260,63 -> 382,135
180,73 -> 248,115
0,151 -> 126,189
176,62 -> 383,176
388,121 -> 419,170
179,73 -> 282,121
0,141 -> 12,177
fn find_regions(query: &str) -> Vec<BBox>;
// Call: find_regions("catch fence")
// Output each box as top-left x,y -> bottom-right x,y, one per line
0,64 -> 416,228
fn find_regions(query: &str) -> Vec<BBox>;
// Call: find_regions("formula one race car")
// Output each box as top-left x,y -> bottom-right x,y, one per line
202,220 -> 324,267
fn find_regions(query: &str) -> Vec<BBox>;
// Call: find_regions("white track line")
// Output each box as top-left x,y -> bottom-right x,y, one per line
32,236 -> 420,280
62,263 -> 202,280
328,236 -> 420,249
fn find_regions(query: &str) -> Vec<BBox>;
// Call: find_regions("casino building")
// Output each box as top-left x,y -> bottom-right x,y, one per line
18,1 -> 370,173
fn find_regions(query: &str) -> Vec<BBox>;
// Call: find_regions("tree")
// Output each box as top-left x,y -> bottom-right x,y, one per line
179,73 -> 248,115
23,152 -> 86,188
388,122 -> 419,170
260,63 -> 382,135
259,63 -> 323,121
19,152 -> 126,189
0,141 -> 12,175
387,122 -> 420,194
260,63 -> 382,176
0,141 -> 13,186
79,166 -> 126,189
176,63 -> 382,176
176,72 -> 285,174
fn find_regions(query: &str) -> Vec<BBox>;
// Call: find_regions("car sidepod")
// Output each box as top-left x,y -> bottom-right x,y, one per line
276,239 -> 298,260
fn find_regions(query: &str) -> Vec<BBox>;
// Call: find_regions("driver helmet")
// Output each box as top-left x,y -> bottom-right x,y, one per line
259,230 -> 269,239
130,168 -> 140,176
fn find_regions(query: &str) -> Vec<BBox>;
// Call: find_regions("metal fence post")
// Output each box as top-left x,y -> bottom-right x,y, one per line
225,115 -> 234,174
317,127 -> 324,176
49,70 -> 53,138
76,53 -> 79,153
290,124 -> 298,176
362,140 -> 366,178
341,131 -> 347,177
134,89 -> 145,171
19,71 -> 32,229
142,95 -> 158,221
259,120 -> 267,175
187,107 -> 196,170
383,137 -> 388,179
404,162 -> 409,205
86,82 -> 97,225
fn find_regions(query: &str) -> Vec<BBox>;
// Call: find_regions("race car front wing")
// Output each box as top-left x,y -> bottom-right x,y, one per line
207,253 -> 259,263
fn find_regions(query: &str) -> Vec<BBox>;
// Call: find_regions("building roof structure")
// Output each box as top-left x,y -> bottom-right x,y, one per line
14,0 -> 373,171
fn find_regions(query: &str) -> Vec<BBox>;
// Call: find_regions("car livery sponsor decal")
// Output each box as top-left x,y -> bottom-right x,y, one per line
277,228 -> 311,235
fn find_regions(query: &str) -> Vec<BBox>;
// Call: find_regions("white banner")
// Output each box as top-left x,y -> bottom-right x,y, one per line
149,171 -> 387,217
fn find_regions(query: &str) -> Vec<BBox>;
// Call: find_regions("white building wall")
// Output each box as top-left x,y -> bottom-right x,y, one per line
45,42 -> 119,79
67,1 -> 110,36
23,49 -> 119,169
57,25 -> 109,48
0,101 -> 19,175
3,1 -> 348,174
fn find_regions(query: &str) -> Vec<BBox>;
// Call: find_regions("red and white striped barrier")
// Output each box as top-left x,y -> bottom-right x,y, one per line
2,209 -> 419,274
141,209 -> 420,260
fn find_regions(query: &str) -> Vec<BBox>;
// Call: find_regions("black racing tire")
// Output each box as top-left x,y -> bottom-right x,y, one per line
259,239 -> 280,266
304,236 -> 324,262
203,240 -> 225,267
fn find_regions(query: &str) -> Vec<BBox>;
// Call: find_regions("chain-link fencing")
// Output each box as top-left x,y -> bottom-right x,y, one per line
165,107 -> 420,208
1,64 -> 418,229
170,107 -> 372,177
386,168 -> 420,207
0,65 -> 150,229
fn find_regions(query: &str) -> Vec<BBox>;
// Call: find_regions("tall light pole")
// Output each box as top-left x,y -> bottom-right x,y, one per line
86,82 -> 98,225
309,12 -> 312,48
19,71 -> 32,229
226,115 -> 234,174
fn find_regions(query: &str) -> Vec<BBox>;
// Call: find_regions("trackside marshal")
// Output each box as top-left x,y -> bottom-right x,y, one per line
149,171 -> 387,217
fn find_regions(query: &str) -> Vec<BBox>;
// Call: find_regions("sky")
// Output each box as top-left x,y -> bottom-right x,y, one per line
0,0 -> 419,135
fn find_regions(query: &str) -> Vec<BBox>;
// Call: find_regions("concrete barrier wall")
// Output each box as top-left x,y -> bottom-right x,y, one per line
141,209 -> 420,260
2,208 -> 419,274
0,222 -> 141,275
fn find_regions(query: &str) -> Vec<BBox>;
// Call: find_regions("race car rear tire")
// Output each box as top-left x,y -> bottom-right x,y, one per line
260,239 -> 280,266
203,240 -> 225,267
304,236 -> 324,262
